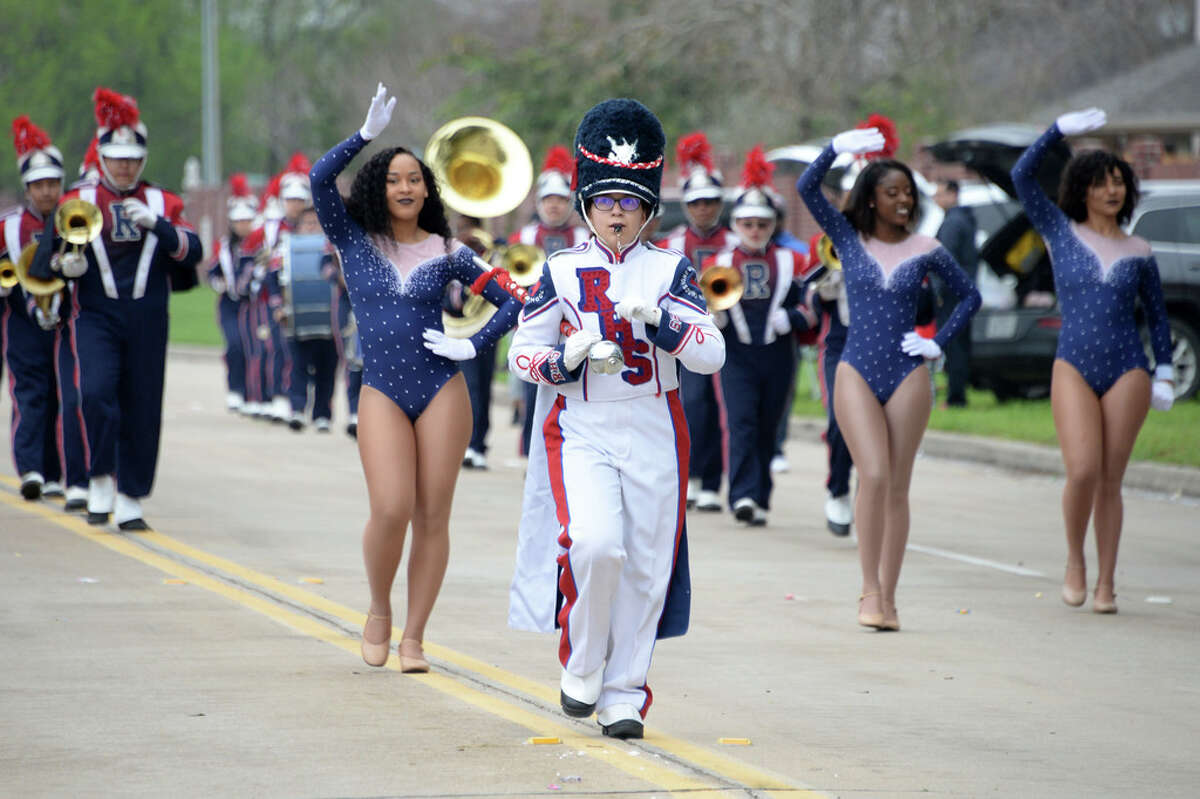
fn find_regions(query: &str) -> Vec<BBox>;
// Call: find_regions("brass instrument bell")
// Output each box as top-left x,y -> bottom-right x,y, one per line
500,243 -> 545,287
443,226 -> 500,340
699,265 -> 744,312
816,233 -> 841,271
0,258 -> 17,290
425,117 -> 533,219
15,242 -> 66,321
53,198 -> 102,279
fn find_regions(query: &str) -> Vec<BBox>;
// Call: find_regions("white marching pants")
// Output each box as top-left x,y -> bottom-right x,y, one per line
545,389 -> 688,717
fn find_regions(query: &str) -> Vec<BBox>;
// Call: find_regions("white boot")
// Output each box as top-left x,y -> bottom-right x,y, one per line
560,663 -> 605,717
114,493 -> 149,531
597,703 -> 644,740
64,485 -> 89,511
695,489 -> 721,512
225,391 -> 243,412
825,492 -> 853,537
270,395 -> 291,422
87,475 -> 116,524
19,471 -> 45,500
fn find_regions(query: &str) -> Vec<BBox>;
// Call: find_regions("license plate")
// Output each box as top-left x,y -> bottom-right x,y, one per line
982,313 -> 1018,340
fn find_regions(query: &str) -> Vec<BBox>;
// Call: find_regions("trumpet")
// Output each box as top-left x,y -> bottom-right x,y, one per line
811,233 -> 849,326
15,241 -> 66,326
53,198 -> 102,279
499,243 -> 544,288
699,265 -> 744,312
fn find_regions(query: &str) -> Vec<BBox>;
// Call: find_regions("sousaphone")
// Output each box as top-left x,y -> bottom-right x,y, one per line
425,117 -> 533,220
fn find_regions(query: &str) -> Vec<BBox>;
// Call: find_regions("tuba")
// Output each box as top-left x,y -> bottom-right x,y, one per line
424,117 -> 533,219
443,227 -> 500,340
699,265 -> 744,312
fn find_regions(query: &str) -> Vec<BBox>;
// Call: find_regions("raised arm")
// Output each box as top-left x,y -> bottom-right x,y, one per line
1012,109 -> 1105,239
797,128 -> 884,255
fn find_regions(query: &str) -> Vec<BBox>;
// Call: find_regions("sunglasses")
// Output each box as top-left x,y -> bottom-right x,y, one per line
591,195 -> 643,212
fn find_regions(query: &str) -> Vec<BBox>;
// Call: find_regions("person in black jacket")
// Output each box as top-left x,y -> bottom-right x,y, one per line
933,180 -> 978,407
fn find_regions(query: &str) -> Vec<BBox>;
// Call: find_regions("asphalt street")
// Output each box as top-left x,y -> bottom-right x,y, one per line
1,350 -> 1197,799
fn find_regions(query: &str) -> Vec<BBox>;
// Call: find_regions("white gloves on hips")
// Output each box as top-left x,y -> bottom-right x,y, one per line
359,82 -> 396,141
563,329 -> 602,371
1055,107 -> 1106,137
770,307 -> 791,335
901,331 -> 942,360
122,198 -> 158,229
1150,379 -> 1175,412
832,128 -> 886,156
614,297 -> 662,327
422,328 -> 476,361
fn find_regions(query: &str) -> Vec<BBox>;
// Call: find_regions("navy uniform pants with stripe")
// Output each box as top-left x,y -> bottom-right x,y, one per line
73,300 -> 168,499
719,339 -> 796,511
679,366 -> 723,493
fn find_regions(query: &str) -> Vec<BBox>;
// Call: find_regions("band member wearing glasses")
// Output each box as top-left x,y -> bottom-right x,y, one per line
310,84 -> 519,672
508,99 -> 725,740
709,146 -> 818,527
798,126 -> 980,632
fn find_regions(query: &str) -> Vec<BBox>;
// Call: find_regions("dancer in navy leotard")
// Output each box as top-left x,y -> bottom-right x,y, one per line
798,127 -> 980,631
1012,108 -> 1175,614
311,83 -> 519,670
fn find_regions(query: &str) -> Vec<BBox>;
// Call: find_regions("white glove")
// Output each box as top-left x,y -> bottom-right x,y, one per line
563,329 -> 602,371
422,328 -> 476,361
1055,107 -> 1106,137
34,294 -> 62,330
901,331 -> 942,360
123,198 -> 159,229
210,276 -> 227,294
832,127 -> 886,156
1150,379 -> 1175,412
770,307 -> 791,335
817,269 -> 843,301
614,297 -> 662,327
359,82 -> 396,141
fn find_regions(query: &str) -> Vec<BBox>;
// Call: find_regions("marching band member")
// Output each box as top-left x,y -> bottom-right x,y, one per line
710,146 -> 817,526
508,99 -> 725,739
30,88 -> 201,530
448,217 -> 499,468
510,146 -> 591,459
655,131 -> 736,512
268,206 -> 341,432
2,116 -> 86,508
207,173 -> 257,413
1012,109 -> 1174,614
797,126 -> 980,631
311,83 -> 519,672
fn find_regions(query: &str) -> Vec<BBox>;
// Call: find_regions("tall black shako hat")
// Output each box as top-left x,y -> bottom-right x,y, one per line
573,98 -> 665,216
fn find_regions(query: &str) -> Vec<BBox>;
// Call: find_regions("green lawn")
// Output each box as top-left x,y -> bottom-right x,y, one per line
169,285 -> 223,348
789,352 -> 1200,468
173,310 -> 1199,468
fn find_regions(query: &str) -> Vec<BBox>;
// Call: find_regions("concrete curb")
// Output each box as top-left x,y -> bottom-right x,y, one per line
788,416 -> 1200,500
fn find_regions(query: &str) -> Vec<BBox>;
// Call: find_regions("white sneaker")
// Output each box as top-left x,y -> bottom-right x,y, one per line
64,486 -> 88,511
270,396 -> 291,422
825,492 -> 853,537
462,448 -> 488,469
695,489 -> 722,512
225,391 -> 243,412
732,497 -> 757,524
770,455 -> 790,473
314,417 -> 331,433
42,481 -> 65,498
686,478 -> 699,509
19,471 -> 44,500
114,493 -> 149,530
87,475 -> 116,524
751,506 -> 768,527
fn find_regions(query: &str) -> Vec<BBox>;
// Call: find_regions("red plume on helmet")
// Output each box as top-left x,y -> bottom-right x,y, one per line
92,87 -> 140,130
855,113 -> 899,160
82,136 -> 100,170
12,115 -> 52,157
739,144 -> 774,189
284,152 -> 311,176
260,173 -> 282,208
676,132 -> 714,176
542,145 -> 575,180
229,172 -> 253,197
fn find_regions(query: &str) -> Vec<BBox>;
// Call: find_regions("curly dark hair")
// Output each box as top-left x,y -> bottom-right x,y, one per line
344,146 -> 453,243
842,159 -> 921,235
1057,150 -> 1139,226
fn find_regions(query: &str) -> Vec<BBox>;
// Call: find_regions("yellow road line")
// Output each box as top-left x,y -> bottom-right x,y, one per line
0,478 -> 822,797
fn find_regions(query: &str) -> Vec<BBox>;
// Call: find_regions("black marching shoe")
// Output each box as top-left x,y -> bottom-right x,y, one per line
118,518 -> 151,532
601,718 -> 644,740
560,690 -> 596,718
20,473 -> 43,500
87,512 -> 110,526
64,497 -> 88,512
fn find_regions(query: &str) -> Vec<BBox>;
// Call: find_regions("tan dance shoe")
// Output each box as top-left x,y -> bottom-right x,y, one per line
361,612 -> 391,667
399,638 -> 430,673
858,592 -> 885,629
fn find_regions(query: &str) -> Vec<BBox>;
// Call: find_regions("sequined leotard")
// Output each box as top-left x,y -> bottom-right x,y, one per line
798,145 -> 981,404
1012,124 -> 1173,396
311,132 -> 519,419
